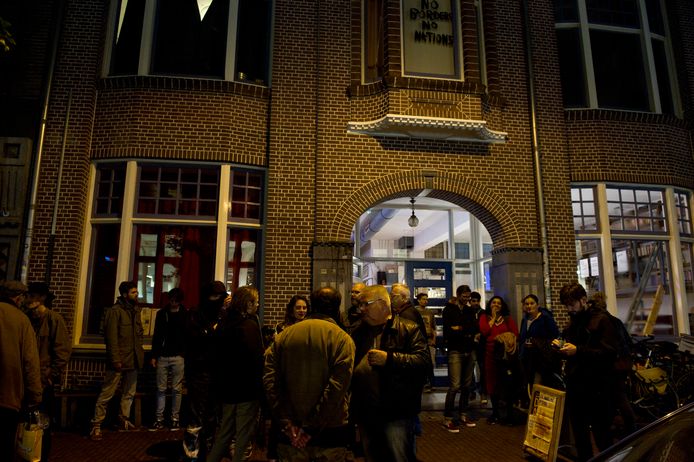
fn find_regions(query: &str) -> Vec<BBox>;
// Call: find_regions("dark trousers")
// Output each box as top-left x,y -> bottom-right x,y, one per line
39,386 -> 55,461
183,370 -> 216,460
567,385 -> 614,461
0,407 -> 20,462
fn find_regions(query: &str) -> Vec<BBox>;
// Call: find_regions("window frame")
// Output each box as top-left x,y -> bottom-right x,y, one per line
399,0 -> 465,81
76,160 -> 266,346
572,182 -> 693,335
102,0 -> 272,85
554,0 -> 681,115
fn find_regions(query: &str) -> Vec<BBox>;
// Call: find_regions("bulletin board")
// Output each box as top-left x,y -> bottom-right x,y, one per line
523,385 -> 566,462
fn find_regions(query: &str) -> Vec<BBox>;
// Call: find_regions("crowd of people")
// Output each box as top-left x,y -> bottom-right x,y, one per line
1,277 -> 633,462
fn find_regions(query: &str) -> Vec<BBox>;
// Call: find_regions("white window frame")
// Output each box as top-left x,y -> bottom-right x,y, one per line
75,160 -> 265,348
573,183 -> 691,335
555,0 -> 682,115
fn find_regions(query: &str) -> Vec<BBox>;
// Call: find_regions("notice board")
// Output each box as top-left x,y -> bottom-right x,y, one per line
523,385 -> 566,462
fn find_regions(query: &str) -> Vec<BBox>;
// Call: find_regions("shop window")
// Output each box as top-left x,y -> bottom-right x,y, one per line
576,238 -> 601,294
81,161 -> 265,340
571,187 -> 597,231
554,0 -> 680,114
109,0 -> 272,84
133,225 -> 216,307
674,191 -> 692,236
606,187 -> 665,233
137,165 -> 219,218
84,224 -> 121,335
229,170 -> 263,223
227,228 -> 260,290
94,163 -> 126,217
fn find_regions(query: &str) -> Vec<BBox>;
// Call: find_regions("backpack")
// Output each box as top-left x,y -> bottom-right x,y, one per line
608,313 -> 633,373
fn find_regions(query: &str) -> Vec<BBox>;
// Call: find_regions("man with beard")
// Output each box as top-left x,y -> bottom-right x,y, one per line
182,280 -> 229,461
23,282 -> 71,460
91,281 -> 144,440
554,283 -> 618,462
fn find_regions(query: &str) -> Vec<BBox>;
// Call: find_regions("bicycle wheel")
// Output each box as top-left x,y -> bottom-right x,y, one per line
633,381 -> 680,421
675,371 -> 694,405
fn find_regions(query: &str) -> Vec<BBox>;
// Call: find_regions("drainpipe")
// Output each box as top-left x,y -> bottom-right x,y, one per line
521,0 -> 553,309
20,0 -> 66,284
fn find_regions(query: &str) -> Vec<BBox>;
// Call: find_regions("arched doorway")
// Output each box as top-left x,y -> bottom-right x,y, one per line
352,195 -> 494,309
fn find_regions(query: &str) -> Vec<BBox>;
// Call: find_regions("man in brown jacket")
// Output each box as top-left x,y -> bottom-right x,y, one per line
0,280 -> 42,461
24,282 -> 71,460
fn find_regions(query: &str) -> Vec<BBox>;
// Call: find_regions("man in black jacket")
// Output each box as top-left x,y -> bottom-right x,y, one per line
441,285 -> 479,431
350,285 -> 430,462
150,287 -> 187,430
555,283 -> 618,462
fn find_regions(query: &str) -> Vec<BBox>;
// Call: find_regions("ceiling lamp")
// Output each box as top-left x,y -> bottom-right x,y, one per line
408,197 -> 419,228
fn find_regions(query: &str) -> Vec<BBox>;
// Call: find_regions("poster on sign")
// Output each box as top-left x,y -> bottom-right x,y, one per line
523,385 -> 566,462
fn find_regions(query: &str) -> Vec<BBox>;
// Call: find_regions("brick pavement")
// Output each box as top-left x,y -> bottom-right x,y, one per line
49,394 -> 531,462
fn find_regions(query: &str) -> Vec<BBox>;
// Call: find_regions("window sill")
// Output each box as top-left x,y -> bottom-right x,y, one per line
564,108 -> 685,127
99,75 -> 270,99
347,114 -> 507,143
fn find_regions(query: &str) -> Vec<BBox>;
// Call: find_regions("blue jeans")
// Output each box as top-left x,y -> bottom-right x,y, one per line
207,400 -> 259,462
359,417 -> 416,462
155,355 -> 184,422
91,369 -> 138,425
444,351 -> 475,420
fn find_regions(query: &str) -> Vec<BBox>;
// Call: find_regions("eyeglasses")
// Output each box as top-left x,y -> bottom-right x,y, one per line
359,299 -> 383,307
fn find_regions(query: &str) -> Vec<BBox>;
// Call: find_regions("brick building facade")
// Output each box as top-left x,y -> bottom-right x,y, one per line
1,0 -> 693,391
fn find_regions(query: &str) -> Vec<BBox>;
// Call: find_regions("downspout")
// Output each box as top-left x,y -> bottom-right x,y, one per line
521,0 -> 553,309
20,0 -> 67,283
311,0 -> 321,289
45,90 -> 72,285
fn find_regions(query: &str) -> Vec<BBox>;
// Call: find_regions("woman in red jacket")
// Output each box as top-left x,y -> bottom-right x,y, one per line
479,296 -> 518,424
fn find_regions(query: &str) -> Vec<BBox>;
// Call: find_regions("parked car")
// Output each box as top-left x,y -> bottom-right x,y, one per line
588,402 -> 694,461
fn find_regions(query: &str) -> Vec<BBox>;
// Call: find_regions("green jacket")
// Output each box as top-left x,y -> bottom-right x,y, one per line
264,315 -> 355,431
104,297 -> 144,370
32,309 -> 72,387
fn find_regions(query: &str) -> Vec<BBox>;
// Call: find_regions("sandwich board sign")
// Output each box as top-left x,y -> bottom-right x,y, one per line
523,385 -> 566,462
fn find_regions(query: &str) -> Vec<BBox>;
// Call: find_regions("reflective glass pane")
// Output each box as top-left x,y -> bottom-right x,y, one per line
554,0 -> 579,22
139,233 -> 157,256
576,239 -> 602,295
591,30 -> 649,111
152,0 -> 229,78
110,0 -> 145,76
137,262 -> 156,304
84,224 -> 120,335
586,0 -> 639,28
556,28 -> 587,107
652,39 -> 674,114
612,239 -> 674,334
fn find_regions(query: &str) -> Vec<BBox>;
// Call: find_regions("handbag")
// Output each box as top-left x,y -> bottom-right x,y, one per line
16,411 -> 44,462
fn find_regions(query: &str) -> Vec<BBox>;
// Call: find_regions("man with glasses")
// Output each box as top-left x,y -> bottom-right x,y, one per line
0,281 -> 42,461
350,285 -> 430,462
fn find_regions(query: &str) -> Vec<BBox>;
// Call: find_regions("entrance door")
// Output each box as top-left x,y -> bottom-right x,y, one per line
405,261 -> 452,309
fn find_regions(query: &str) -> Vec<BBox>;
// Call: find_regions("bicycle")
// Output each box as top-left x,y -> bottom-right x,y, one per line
626,336 -> 680,425
673,334 -> 694,406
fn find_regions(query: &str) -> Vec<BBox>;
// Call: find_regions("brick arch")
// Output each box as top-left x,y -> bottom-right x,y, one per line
328,170 -> 522,249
